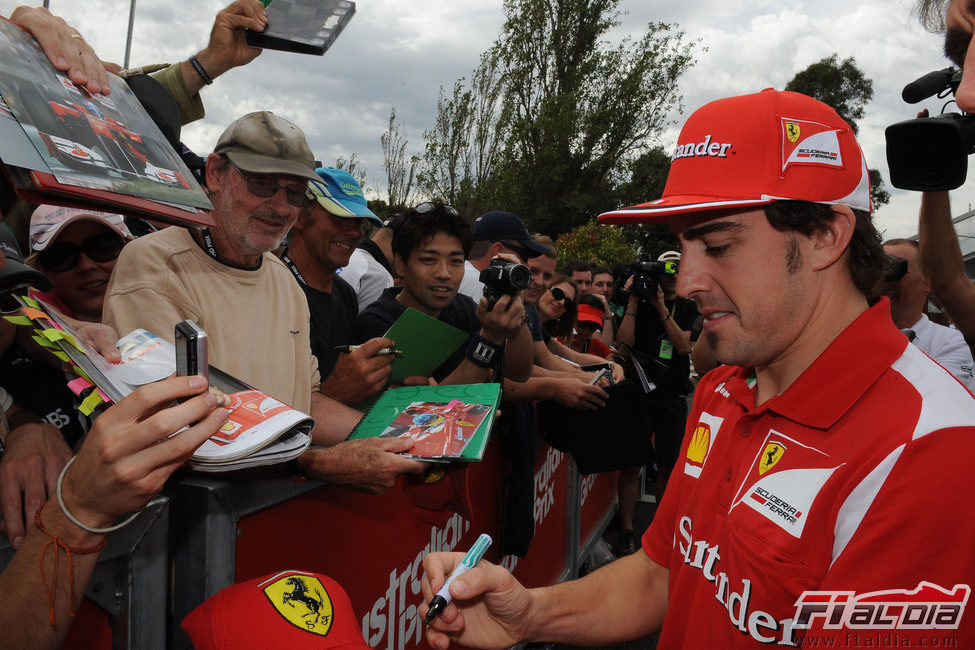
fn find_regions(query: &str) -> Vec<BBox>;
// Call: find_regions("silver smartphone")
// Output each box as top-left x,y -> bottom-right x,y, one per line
175,320 -> 208,380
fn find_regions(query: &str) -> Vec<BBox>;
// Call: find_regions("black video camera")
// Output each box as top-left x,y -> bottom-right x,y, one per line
479,259 -> 530,309
886,67 -> 975,191
628,260 -> 678,301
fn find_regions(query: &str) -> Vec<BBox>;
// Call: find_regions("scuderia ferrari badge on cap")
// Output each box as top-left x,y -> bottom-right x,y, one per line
263,573 -> 335,635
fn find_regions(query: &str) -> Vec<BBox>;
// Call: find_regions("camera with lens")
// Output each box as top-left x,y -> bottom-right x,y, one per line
628,260 -> 678,301
886,67 -> 975,191
479,258 -> 530,309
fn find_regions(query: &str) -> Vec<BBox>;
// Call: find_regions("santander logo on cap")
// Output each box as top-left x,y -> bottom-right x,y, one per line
671,134 -> 733,161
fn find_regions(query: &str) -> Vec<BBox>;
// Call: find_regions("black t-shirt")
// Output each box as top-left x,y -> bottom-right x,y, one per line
303,275 -> 359,378
632,296 -> 701,395
525,305 -> 546,343
356,288 -> 480,382
0,345 -> 90,447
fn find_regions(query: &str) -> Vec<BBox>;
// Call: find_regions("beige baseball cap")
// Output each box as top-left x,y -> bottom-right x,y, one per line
213,111 -> 319,183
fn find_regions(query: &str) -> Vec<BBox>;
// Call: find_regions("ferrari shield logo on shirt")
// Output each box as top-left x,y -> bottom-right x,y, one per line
785,121 -> 801,143
780,117 -> 844,172
759,442 -> 786,475
262,572 -> 334,636
684,412 -> 724,478
731,430 -> 842,538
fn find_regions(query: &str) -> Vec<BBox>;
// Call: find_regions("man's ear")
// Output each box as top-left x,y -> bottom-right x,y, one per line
291,207 -> 308,233
205,154 -> 227,192
809,205 -> 856,271
393,252 -> 406,278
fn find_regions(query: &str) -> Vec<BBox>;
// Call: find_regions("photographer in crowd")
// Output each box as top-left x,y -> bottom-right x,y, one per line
356,202 -> 532,384
615,250 -> 700,554
912,2 -> 975,343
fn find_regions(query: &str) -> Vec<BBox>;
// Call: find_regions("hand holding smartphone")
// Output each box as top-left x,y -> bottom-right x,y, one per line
175,320 -> 208,380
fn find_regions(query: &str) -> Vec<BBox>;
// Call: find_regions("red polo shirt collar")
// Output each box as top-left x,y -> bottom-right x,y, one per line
722,298 -> 907,429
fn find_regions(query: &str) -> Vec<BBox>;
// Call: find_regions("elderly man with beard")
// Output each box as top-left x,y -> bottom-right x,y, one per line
103,112 -> 424,493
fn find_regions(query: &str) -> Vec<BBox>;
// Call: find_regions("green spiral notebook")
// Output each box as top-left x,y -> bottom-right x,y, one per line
349,383 -> 501,462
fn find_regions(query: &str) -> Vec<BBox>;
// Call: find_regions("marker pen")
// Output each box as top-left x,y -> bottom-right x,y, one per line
424,533 -> 493,623
333,345 -> 402,356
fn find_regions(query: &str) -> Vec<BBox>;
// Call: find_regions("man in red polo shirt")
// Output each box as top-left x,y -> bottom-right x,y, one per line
420,89 -> 975,649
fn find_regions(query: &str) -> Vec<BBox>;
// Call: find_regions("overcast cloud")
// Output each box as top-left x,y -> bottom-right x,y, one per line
0,0 -> 965,238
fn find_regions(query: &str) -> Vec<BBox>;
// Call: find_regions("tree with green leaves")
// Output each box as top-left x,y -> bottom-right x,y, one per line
420,0 -> 696,232
419,53 -> 511,217
785,54 -> 890,211
555,220 -> 637,270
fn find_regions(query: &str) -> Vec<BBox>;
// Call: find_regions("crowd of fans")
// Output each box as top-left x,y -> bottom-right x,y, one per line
0,0 -> 974,647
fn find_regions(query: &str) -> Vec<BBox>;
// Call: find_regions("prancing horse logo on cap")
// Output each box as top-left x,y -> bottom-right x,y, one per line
785,122 -> 801,143
264,573 -> 334,635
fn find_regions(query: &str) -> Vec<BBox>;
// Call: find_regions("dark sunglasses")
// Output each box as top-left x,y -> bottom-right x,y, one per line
413,201 -> 459,217
550,286 -> 574,309
230,161 -> 310,208
38,232 -> 126,273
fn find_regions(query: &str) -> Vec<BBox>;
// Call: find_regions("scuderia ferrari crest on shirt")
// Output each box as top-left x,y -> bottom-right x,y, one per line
729,430 -> 842,538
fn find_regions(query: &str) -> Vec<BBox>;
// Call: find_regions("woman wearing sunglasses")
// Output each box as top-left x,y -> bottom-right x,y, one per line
0,207 -> 132,452
537,274 -> 578,337
26,205 -> 132,323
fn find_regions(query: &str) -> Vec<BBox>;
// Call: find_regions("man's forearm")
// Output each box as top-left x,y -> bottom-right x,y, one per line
534,341 -> 580,372
502,325 -> 533,382
617,302 -> 638,347
502,376 -> 558,402
309,393 -> 363,445
918,191 -> 975,339
546,338 -> 605,367
523,552 -> 668,645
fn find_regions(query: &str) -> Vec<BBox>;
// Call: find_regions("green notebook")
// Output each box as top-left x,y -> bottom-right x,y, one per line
384,308 -> 470,382
349,383 -> 501,461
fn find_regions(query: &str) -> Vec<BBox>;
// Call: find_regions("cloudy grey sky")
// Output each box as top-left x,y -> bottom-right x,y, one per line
1,0 -> 964,238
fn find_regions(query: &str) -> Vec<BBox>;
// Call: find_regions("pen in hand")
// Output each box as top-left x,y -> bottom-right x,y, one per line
333,345 -> 402,356
425,533 -> 493,623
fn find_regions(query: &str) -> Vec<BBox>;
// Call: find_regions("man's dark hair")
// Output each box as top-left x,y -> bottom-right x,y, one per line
592,266 -> 612,278
562,259 -> 593,276
392,203 -> 473,261
915,0 -> 948,30
763,201 -> 885,299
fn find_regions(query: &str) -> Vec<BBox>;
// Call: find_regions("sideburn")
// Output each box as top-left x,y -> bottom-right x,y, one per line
785,236 -> 803,275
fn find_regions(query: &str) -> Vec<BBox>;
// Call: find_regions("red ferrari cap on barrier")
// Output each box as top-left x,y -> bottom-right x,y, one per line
182,570 -> 370,649
598,88 -> 871,224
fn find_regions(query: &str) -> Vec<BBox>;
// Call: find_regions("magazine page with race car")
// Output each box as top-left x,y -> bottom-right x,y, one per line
348,383 -> 502,462
5,295 -> 312,471
0,17 -> 214,228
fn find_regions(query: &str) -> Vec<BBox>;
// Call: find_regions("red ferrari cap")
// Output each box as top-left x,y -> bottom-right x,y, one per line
182,570 -> 370,650
598,89 -> 871,224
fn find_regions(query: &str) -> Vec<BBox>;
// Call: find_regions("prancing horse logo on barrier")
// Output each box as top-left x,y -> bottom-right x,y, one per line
263,573 -> 334,635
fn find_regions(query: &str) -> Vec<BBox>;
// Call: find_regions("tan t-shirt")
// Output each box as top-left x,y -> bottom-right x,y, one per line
103,226 -> 318,411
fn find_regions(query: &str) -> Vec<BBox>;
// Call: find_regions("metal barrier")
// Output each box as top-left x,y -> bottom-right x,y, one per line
0,442 -> 621,649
